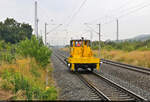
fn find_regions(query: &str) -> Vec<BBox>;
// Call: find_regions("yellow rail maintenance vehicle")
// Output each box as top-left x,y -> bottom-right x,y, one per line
66,37 -> 100,72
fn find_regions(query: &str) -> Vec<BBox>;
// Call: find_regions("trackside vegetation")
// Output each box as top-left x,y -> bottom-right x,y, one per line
92,40 -> 150,51
17,36 -> 52,68
91,40 -> 150,68
62,39 -> 150,68
0,36 -> 57,100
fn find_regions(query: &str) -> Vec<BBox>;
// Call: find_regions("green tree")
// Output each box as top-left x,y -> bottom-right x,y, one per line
0,18 -> 33,43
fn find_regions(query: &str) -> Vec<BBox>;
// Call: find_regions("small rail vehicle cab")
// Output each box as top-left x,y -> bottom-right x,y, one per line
66,37 -> 100,72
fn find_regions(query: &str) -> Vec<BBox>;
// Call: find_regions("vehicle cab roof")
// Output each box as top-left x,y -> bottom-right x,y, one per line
70,39 -> 90,41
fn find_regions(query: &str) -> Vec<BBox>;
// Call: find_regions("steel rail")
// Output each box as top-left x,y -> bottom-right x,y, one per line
93,72 -> 148,101
53,49 -> 148,101
101,58 -> 150,75
53,51 -> 111,100
57,49 -> 150,75
56,49 -> 150,75
75,72 -> 111,101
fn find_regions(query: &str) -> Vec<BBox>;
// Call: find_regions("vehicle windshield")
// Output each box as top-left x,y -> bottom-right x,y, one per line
70,40 -> 91,47
75,41 -> 82,47
85,41 -> 90,47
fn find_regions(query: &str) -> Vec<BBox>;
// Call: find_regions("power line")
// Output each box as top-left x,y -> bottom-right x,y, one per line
88,1 -> 150,26
61,0 -> 88,39
85,2 -> 150,40
66,0 -> 87,27
113,1 -> 150,18
103,2 -> 150,25
105,0 -> 147,20
118,2 -> 150,19
37,0 -> 87,40
46,24 -> 63,34
84,23 -> 98,34
88,0 -> 136,24
84,24 -> 109,41
88,0 -> 150,24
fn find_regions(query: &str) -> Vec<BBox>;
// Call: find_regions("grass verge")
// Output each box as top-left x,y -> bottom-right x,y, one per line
0,57 -> 57,100
93,49 -> 150,68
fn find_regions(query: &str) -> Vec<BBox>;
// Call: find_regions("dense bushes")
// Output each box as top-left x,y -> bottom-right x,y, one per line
17,36 -> 52,68
0,41 -> 16,63
0,36 -> 57,100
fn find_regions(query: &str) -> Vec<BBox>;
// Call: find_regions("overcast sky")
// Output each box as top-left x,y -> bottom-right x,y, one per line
1,0 -> 150,45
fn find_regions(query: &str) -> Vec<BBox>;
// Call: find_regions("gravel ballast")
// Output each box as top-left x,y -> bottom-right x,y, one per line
58,49 -> 150,100
51,53 -> 98,100
99,64 -> 150,100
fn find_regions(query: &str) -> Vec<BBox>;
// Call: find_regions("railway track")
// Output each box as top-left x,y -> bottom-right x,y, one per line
56,49 -> 150,75
53,49 -> 148,101
53,51 -> 108,100
101,59 -> 150,75
91,72 -> 146,101
75,72 -> 110,101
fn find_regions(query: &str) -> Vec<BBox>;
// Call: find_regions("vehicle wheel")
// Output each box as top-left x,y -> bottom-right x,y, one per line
69,64 -> 72,72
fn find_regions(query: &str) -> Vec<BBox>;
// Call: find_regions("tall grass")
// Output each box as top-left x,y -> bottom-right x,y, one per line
0,36 -> 57,100
0,57 -> 57,100
93,50 -> 150,68
0,41 -> 16,64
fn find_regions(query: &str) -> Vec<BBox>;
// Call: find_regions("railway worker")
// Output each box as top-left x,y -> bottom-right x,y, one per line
77,41 -> 81,47
79,41 -> 82,46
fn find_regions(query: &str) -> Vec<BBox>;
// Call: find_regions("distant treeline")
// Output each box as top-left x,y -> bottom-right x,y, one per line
92,40 -> 150,51
0,18 -> 32,44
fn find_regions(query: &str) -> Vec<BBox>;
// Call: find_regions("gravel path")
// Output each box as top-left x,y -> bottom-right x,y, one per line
51,53 -> 99,100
